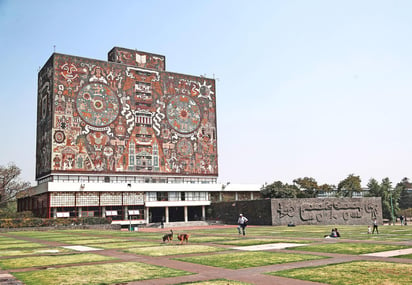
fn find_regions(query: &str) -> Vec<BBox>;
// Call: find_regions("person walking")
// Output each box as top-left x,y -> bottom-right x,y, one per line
237,214 -> 248,236
372,218 -> 379,234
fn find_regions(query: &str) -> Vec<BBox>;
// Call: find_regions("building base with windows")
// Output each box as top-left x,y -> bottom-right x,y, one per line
18,174 -> 261,227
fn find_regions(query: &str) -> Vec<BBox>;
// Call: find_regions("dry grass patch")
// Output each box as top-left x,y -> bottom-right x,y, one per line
125,244 -> 225,256
13,261 -> 192,285
94,241 -> 159,249
270,261 -> 412,285
217,238 -> 306,246
0,242 -> 45,250
174,251 -> 327,269
289,242 -> 410,255
0,247 -> 73,257
0,253 -> 116,269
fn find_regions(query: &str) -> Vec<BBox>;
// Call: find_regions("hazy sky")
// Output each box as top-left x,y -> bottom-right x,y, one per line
1,0 -> 412,187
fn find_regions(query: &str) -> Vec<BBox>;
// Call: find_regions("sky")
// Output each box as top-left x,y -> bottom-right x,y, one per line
1,0 -> 412,187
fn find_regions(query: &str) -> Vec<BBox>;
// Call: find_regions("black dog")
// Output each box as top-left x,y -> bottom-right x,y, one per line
162,229 -> 173,243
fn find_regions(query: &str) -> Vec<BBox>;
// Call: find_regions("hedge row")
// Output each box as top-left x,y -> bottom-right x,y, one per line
0,217 -> 111,228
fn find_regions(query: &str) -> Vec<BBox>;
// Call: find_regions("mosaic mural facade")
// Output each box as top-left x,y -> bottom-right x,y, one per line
36,48 -> 217,179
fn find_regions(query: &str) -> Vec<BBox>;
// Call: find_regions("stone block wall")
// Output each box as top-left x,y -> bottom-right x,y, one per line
207,199 -> 272,225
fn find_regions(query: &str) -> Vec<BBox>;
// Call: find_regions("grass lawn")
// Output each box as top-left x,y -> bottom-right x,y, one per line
124,244 -> 225,256
288,242 -> 411,255
0,242 -> 46,250
216,238 -> 307,246
93,240 -> 160,249
13,261 -> 192,285
270,261 -> 412,285
0,247 -> 73,257
174,251 -> 327,269
0,253 -> 116,269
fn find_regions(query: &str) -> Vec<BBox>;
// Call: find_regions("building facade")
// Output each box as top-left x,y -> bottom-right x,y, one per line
18,47 -> 261,226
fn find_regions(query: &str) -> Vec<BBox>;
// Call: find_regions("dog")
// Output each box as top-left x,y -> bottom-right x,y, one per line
162,229 -> 173,243
177,233 -> 190,244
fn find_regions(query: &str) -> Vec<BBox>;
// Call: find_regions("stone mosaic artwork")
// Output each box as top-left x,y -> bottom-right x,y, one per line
36,48 -> 217,178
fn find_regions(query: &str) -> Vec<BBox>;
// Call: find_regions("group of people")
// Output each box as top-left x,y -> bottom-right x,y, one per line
324,228 -> 341,238
235,215 -> 405,237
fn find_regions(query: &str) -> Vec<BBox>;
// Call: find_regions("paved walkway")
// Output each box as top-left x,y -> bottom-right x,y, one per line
1,225 -> 412,285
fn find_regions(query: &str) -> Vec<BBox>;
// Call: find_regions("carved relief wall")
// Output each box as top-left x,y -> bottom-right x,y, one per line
35,48 -> 217,179
208,198 -> 382,226
272,198 -> 382,225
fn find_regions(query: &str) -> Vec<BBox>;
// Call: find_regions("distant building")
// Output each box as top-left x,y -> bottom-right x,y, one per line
17,47 -> 261,226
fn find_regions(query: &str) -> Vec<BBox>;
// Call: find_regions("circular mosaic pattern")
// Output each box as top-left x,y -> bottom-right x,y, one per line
166,95 -> 201,134
177,139 -> 193,156
76,83 -> 119,127
54,130 -> 65,144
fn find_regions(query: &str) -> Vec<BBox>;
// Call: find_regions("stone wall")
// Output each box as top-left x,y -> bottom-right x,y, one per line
272,197 -> 382,226
208,199 -> 272,225
208,197 -> 382,226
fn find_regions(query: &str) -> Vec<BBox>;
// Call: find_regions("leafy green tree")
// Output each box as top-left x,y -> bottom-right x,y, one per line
293,177 -> 319,198
0,163 -> 31,208
337,174 -> 361,197
261,181 -> 298,198
396,177 -> 412,210
318,183 -> 336,196
366,177 -> 400,221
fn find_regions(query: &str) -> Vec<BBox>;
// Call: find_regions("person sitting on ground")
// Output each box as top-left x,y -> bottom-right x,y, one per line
324,228 -> 338,238
334,228 -> 341,237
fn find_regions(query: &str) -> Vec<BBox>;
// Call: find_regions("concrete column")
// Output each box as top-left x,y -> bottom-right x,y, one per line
145,207 -> 150,223
124,206 -> 128,220
102,206 -> 106,217
202,205 -> 206,221
78,207 -> 82,217
53,208 -> 57,218
165,206 -> 169,223
184,206 -> 188,222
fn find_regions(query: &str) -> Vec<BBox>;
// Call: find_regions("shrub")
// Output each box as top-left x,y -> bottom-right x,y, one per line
0,217 -> 111,228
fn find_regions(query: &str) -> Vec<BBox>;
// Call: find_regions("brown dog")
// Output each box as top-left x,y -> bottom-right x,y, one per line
177,233 -> 190,244
162,229 -> 173,243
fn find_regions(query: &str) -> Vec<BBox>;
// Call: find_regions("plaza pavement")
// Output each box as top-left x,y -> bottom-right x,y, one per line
1,224 -> 412,285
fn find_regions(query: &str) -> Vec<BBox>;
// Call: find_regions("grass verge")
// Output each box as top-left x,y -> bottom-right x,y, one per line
124,244 -> 225,256
0,253 -> 116,269
13,261 -> 192,285
174,251 -> 327,269
269,261 -> 412,285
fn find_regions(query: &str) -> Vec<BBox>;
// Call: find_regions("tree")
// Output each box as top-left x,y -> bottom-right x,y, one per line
260,181 -> 298,199
0,163 -> 31,207
293,177 -> 319,198
318,183 -> 336,196
366,177 -> 400,221
337,174 -> 361,197
396,177 -> 412,210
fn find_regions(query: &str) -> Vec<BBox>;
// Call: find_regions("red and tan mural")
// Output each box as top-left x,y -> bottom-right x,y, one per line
36,48 -> 217,178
